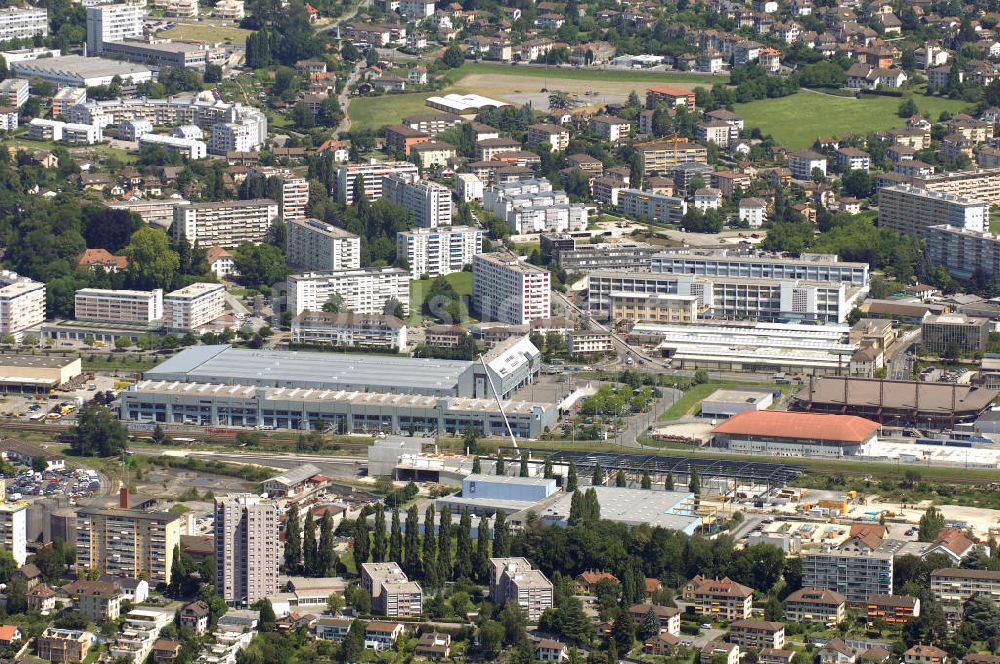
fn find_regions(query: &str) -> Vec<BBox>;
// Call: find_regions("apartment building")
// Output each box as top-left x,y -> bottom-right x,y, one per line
410,141 -> 457,169
454,172 -> 484,202
361,562 -> 423,617
878,185 -> 986,238
647,85 -> 696,107
588,115 -> 631,143
0,6 -> 47,41
286,218 -> 362,272
913,168 -> 1000,205
650,250 -> 870,286
926,225 -> 1000,279
475,137 -> 521,161
382,173 -> 452,227
401,112 -> 464,134
628,604 -> 681,635
690,577 -> 754,620
109,198 -> 189,229
210,121 -> 258,154
74,288 -> 163,324
567,330 -> 614,354
138,134 -> 207,159
86,3 -> 143,54
585,272 -> 861,324
488,558 -> 554,621
334,160 -> 420,205
472,253 -> 551,325
636,138 -> 709,174
397,226 -> 482,279
803,547 -> 893,603
788,150 -> 828,180
921,313 -> 990,354
783,587 -> 847,624
172,199 -> 279,247
0,502 -> 27,566
279,176 -> 309,221
291,312 -> 407,351
617,189 -> 688,223
866,595 -> 920,624
836,147 -> 871,172
75,506 -> 181,584
36,628 -> 94,663
0,270 -> 45,338
525,123 -> 570,151
0,78 -> 28,109
610,291 -> 698,325
484,179 -> 587,234
553,241 -> 659,272
214,494 -> 279,606
162,283 -> 225,331
287,268 -> 410,316
28,118 -> 102,144
64,581 -> 122,622
729,620 -> 785,649
930,568 -> 1000,603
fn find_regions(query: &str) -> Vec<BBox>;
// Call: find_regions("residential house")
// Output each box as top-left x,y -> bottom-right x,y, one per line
905,646 -> 948,664
415,632 -> 451,659
364,622 -> 405,651
537,639 -> 568,662
820,638 -> 856,664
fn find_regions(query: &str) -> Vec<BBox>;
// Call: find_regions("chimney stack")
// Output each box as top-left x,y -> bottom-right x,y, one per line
120,486 -> 130,509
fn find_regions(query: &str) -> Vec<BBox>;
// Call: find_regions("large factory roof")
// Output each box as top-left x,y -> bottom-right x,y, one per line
794,376 -> 998,414
712,410 -> 880,443
144,345 -> 472,392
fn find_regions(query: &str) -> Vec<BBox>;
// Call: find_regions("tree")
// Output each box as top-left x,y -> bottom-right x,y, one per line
918,506 -> 946,542
640,606 -> 660,640
322,292 -> 346,313
615,470 -> 627,487
372,507 -> 386,563
233,242 -> 286,287
437,506 -> 452,583
423,505 -> 438,588
495,449 -> 505,475
204,64 -> 222,83
479,620 -> 505,658
494,509 -> 511,557
592,461 -> 604,486
964,593 -> 1000,635
898,97 -> 919,118
124,226 -> 180,290
151,424 -> 170,445
688,466 -> 701,494
342,618 -> 366,662
257,599 -> 276,632
389,507 -> 402,564
319,512 -> 335,575
520,451 -> 529,477
347,585 -> 371,614
442,43 -> 464,68
544,457 -> 554,479
472,455 -> 481,473
567,460 -> 578,492
475,514 -> 491,582
641,471 -> 651,489
404,505 -> 421,577
501,600 -> 528,645
352,514 -> 369,567
72,403 -> 128,457
304,511 -> 319,574
284,503 -> 302,573
456,508 -> 473,580
0,549 -> 16,584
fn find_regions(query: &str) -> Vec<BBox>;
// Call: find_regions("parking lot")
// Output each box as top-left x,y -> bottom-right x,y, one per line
5,466 -> 102,502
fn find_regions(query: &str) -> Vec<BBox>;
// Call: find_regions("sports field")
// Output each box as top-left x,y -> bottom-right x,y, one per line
733,90 -> 971,149
158,23 -> 252,43
348,63 -> 724,132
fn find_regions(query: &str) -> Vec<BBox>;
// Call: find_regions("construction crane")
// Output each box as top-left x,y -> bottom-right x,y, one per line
479,354 -> 518,451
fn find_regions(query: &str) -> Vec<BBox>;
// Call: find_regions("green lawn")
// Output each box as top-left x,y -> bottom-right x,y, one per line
408,271 -> 473,325
158,24 -> 251,43
990,206 -> 1000,234
733,91 -> 971,149
348,88 -> 467,133
455,62 -> 730,85
658,381 -> 791,421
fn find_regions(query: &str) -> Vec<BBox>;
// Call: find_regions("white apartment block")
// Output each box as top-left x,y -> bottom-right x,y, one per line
788,150 -> 828,180
454,173 -> 483,202
525,123 -> 570,152
0,502 -> 27,566
397,225 -> 483,279
281,177 -> 309,221
489,557 -> 554,621
0,6 -> 47,42
484,179 -> 587,234
214,0 -> 244,19
617,189 -> 688,224
0,78 -> 29,109
172,199 -> 279,247
162,283 -> 225,330
879,184 -> 986,238
28,118 -> 102,144
291,312 -> 408,351
138,133 -> 207,159
361,562 -> 423,617
383,173 -> 452,228
75,288 -> 163,324
930,568 -> 1000,604
286,218 -> 362,272
215,494 -> 279,606
287,268 -> 410,316
333,160 -> 420,205
0,270 -> 45,338
86,3 -> 143,55
472,253 -> 551,325
109,198 -> 189,228
0,107 -> 17,132
739,198 -> 767,228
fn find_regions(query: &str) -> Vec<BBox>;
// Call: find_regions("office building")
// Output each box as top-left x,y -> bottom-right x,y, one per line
636,138 -> 708,174
930,568 -> 1000,603
74,288 -> 163,324
361,562 -> 423,617
75,505 -> 181,584
214,494 -> 279,606
291,312 -> 407,350
783,588 -> 847,624
0,6 -> 46,41
334,160 -> 420,205
382,173 -> 452,227
138,133 -> 207,159
488,558 -> 553,621
472,253 -> 551,325
690,577 -> 754,620
12,55 -> 152,87
610,291 -> 698,325
651,249 -> 870,287
86,3 -> 143,54
0,270 -> 44,339
396,225 -> 483,279
926,225 -> 1000,280
286,218 -> 361,272
0,78 -> 28,109
617,189 -> 687,223
921,313 -> 990,354
879,184 -> 987,238
172,199 -> 279,246
287,268 -> 410,316
803,547 -> 893,603
0,502 -> 27,566
552,241 -> 658,272
586,272 -> 862,323
98,38 -> 225,71
162,283 -> 225,330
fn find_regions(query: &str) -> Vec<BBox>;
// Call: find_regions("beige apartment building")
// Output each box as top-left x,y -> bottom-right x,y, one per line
286,218 -> 361,272
361,562 -> 423,617
783,587 -> 847,624
930,568 -> 1000,603
472,253 -> 551,325
163,283 -> 225,330
0,270 -> 45,338
729,620 -> 785,649
291,312 -> 407,351
172,199 -> 279,247
488,558 -> 554,621
36,628 -> 94,663
74,288 -> 163,324
636,138 -> 709,174
915,168 -> 1000,206
610,291 -> 698,325
75,506 -> 181,585
214,494 -> 279,606
878,185 -> 986,238
691,577 -> 754,620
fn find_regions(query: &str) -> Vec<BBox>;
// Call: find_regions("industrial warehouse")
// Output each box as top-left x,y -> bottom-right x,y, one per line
711,410 -> 882,458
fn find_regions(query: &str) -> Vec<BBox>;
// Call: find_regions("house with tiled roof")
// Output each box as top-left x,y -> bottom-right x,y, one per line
206,246 -> 236,279
77,248 -> 128,273
922,527 -> 978,563
820,638 -> 856,664
0,625 -> 21,648
905,645 -> 948,664
575,570 -> 619,592
28,584 -> 57,614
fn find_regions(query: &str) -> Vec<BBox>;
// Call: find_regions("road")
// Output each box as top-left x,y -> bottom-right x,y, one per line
131,447 -> 366,479
886,329 -> 919,381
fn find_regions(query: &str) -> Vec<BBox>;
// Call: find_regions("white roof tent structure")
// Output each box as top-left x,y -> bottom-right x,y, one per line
425,93 -> 510,114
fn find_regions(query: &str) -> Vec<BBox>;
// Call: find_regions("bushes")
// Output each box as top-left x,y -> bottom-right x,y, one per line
145,456 -> 271,482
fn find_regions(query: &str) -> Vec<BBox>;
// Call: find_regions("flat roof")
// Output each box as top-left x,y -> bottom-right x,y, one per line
463,474 -> 553,487
144,345 -> 472,392
705,387 -> 777,404
539,486 -> 699,531
12,55 -> 151,78
0,355 -> 79,369
794,376 -> 998,413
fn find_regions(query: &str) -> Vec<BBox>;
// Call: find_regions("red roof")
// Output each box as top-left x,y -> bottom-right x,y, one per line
78,248 -> 128,270
0,625 -> 18,642
712,410 -> 879,444
647,85 -> 694,96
